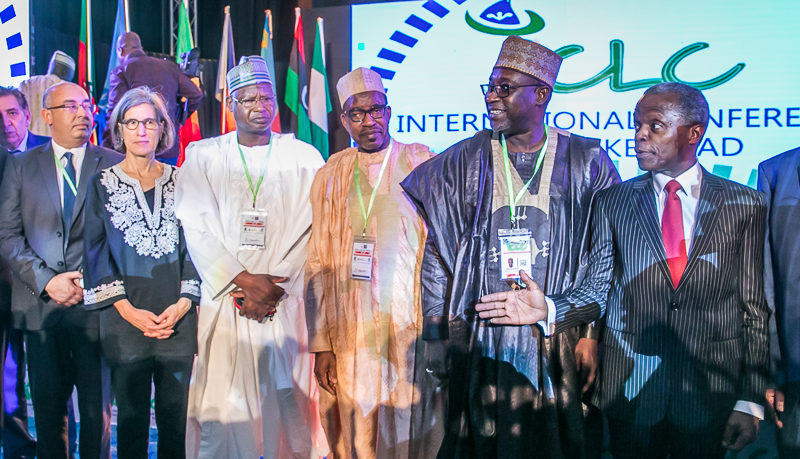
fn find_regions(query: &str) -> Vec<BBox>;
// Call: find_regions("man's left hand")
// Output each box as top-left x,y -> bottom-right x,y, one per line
721,410 -> 759,451
475,270 -> 547,325
575,338 -> 598,394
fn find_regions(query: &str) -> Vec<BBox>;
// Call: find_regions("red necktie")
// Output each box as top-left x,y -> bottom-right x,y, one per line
661,180 -> 687,288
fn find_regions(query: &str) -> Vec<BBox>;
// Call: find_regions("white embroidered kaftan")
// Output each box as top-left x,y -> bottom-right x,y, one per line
175,131 -> 328,459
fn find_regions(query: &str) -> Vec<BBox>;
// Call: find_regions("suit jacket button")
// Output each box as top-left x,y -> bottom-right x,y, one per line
56,231 -> 62,238
670,302 -> 679,311
57,261 -> 64,267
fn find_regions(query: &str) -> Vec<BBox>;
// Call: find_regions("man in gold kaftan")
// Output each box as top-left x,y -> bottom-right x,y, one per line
306,68 -> 443,458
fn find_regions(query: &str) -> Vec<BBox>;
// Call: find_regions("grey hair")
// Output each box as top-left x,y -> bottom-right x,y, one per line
0,86 -> 28,111
108,87 -> 175,154
643,82 -> 709,128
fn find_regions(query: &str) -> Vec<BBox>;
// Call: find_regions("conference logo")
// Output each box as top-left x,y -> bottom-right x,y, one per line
462,0 -> 745,93
465,0 -> 544,36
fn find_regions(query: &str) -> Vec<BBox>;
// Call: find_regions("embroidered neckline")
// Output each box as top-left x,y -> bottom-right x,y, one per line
111,164 -> 171,229
101,165 -> 179,259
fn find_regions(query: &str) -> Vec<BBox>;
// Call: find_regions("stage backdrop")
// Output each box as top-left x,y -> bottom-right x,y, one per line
351,0 -> 800,184
0,0 -> 30,87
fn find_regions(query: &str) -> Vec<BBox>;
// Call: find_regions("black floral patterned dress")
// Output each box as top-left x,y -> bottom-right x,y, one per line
82,164 -> 199,364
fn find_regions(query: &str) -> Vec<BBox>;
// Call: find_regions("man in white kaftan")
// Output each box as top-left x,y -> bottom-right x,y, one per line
175,56 -> 328,459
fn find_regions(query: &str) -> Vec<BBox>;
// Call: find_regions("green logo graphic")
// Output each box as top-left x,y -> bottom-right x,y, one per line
553,40 -> 745,93
466,0 -> 544,35
464,1 -> 745,92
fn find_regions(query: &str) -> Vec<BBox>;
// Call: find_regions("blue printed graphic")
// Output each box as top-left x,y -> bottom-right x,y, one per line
480,0 -> 520,25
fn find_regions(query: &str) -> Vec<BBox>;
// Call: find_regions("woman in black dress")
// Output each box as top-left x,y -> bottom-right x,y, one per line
83,87 -> 199,458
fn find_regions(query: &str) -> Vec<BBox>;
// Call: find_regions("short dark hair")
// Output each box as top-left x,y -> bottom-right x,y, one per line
0,86 -> 28,111
643,82 -> 709,128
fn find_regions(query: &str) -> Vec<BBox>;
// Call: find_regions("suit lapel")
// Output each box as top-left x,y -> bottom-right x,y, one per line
631,175 -> 673,284
679,168 -> 724,287
69,145 -> 102,228
35,143 -> 63,218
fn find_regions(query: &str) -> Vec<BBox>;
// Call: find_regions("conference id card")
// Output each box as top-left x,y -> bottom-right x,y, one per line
239,210 -> 268,250
498,228 -> 532,280
351,236 -> 376,281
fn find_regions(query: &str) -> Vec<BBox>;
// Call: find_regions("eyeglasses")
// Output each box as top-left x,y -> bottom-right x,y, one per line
347,105 -> 388,123
119,118 -> 160,131
480,83 -> 544,98
232,96 -> 274,109
45,102 -> 96,113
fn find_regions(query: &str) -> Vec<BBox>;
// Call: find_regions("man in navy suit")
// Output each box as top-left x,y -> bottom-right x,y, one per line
476,82 -> 769,459
0,82 -> 119,459
758,149 -> 800,457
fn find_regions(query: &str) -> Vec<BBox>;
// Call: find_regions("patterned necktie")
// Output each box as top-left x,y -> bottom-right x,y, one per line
62,151 -> 76,230
661,179 -> 687,288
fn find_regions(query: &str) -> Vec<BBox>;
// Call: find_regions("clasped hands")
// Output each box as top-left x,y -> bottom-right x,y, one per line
115,297 -> 193,339
474,270 -> 548,325
231,271 -> 288,322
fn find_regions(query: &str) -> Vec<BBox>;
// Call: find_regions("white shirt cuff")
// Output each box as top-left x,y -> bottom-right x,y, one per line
733,400 -> 764,420
538,296 -> 557,337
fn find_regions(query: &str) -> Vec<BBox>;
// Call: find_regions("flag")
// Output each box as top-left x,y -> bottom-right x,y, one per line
216,5 -> 236,134
79,0 -> 99,144
95,0 -> 128,146
261,9 -> 281,133
176,0 -> 201,166
78,0 -> 94,97
285,7 -> 312,144
176,0 -> 193,65
98,0 -> 127,112
309,18 -> 332,160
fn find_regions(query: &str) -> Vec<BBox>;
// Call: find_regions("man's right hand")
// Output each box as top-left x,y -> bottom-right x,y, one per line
232,271 -> 289,308
314,351 -> 338,395
475,270 -> 548,325
44,271 -> 84,306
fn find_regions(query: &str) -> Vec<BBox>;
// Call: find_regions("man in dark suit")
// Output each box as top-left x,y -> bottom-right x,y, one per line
107,31 -> 202,164
758,148 -> 800,457
0,82 -> 119,458
476,82 -> 769,459
0,86 -> 49,154
0,86 -> 49,459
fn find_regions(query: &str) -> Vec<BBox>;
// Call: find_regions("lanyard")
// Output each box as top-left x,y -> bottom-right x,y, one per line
354,141 -> 393,237
501,126 -> 548,225
237,139 -> 274,208
53,152 -> 77,196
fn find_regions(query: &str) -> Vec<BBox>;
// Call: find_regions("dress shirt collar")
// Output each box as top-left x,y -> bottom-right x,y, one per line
51,140 -> 87,161
13,131 -> 29,152
652,161 -> 702,198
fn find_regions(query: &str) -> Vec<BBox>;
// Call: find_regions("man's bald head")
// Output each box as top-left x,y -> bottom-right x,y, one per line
117,32 -> 143,59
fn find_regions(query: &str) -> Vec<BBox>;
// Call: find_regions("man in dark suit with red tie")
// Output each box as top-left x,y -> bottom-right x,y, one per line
0,82 -> 119,458
475,82 -> 770,459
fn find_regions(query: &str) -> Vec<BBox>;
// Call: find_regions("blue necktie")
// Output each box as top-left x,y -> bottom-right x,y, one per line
62,151 -> 76,230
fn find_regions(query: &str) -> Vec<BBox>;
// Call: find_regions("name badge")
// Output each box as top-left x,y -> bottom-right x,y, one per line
240,210 -> 268,250
498,228 -> 532,280
351,236 -> 376,280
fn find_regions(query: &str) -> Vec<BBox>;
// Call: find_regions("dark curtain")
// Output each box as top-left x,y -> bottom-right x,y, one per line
28,0 -> 394,151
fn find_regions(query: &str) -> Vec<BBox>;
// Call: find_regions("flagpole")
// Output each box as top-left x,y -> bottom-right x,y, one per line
86,0 -> 93,95
123,0 -> 130,32
264,10 -> 274,40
